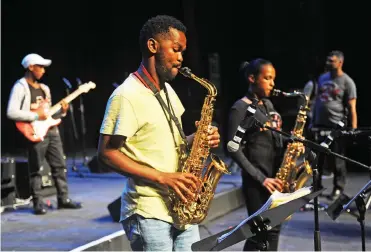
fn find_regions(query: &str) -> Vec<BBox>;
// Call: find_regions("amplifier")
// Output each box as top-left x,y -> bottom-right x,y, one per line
1,158 -> 17,206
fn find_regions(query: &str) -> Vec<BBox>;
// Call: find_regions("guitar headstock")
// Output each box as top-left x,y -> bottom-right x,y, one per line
78,81 -> 96,93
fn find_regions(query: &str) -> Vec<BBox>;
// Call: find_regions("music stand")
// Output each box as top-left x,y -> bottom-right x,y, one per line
326,180 -> 370,251
192,188 -> 325,251
260,123 -> 371,251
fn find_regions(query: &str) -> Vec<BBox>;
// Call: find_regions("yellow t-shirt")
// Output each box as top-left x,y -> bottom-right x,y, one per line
100,74 -> 187,228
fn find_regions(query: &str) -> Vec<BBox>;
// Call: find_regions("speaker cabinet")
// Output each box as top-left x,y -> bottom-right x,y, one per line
1,158 -> 17,206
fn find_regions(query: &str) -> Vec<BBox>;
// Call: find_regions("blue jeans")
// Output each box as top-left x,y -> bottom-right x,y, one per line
122,214 -> 200,251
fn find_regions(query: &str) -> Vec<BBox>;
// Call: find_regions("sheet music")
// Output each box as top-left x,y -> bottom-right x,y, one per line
217,186 -> 312,243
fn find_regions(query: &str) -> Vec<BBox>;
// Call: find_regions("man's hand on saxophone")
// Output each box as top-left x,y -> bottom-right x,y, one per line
207,125 -> 221,148
158,172 -> 199,203
192,121 -> 221,148
98,135 -> 201,204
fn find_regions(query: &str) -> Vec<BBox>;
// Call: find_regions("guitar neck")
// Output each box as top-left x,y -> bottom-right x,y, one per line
48,89 -> 84,116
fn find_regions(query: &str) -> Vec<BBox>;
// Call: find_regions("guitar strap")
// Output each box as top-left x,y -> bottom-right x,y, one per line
21,83 -> 27,109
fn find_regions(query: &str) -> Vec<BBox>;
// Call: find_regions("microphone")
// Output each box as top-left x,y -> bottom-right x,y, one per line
320,119 -> 346,148
227,98 -> 259,153
62,77 -> 72,89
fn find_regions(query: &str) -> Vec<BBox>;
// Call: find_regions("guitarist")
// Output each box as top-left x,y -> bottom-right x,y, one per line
6,53 -> 82,215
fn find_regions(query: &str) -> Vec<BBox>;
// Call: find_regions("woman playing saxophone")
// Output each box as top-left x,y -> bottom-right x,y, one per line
226,58 -> 285,251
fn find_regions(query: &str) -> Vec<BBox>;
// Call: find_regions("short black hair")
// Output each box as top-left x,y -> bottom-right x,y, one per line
139,15 -> 187,54
328,50 -> 344,61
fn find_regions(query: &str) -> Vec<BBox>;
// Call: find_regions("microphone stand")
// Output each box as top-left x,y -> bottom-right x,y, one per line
327,180 -> 370,251
350,181 -> 370,252
312,152 -> 322,251
256,121 -> 371,252
76,78 -> 88,167
63,80 -> 84,178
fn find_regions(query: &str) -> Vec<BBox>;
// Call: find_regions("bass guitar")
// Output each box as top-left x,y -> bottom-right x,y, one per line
16,81 -> 96,142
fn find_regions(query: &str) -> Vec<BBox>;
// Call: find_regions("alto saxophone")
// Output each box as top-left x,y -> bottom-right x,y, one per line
272,89 -> 313,193
170,67 -> 230,226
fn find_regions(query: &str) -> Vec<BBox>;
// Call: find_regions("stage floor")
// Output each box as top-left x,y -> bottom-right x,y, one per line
1,164 -> 242,251
2,157 -> 370,251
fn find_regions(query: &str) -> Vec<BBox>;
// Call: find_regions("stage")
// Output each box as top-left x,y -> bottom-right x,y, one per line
1,158 -> 244,251
1,157 -> 370,251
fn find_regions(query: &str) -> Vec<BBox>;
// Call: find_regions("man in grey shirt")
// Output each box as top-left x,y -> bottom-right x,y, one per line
312,50 -> 358,200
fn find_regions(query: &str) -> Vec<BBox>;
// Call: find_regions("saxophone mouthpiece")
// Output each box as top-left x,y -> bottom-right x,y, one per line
179,67 -> 192,78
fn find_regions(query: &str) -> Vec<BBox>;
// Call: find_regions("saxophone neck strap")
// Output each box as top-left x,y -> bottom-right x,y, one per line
133,64 -> 188,146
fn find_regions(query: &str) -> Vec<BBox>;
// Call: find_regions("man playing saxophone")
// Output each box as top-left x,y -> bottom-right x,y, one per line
97,15 -> 220,251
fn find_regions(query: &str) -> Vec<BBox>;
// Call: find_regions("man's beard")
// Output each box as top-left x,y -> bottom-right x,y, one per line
326,63 -> 336,71
155,52 -> 175,82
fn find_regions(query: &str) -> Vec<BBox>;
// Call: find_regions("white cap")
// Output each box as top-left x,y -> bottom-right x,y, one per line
21,53 -> 52,69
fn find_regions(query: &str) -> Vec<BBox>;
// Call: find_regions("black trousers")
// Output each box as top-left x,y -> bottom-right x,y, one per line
242,178 -> 281,251
27,127 -> 69,203
316,135 -> 346,191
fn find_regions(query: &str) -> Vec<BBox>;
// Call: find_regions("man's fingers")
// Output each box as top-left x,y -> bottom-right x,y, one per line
207,133 -> 220,141
173,186 -> 187,203
207,126 -> 220,147
208,139 -> 220,147
180,176 -> 197,191
61,100 -> 69,110
184,173 -> 200,187
176,181 -> 195,199
208,126 -> 218,134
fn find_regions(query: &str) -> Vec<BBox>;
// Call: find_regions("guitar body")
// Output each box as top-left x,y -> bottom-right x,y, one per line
14,81 -> 96,143
16,117 -> 62,143
16,101 -> 62,142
